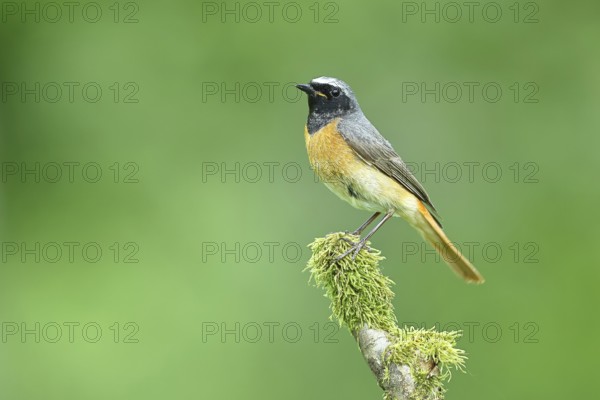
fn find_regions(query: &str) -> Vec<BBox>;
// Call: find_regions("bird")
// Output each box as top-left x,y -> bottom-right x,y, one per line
296,76 -> 484,283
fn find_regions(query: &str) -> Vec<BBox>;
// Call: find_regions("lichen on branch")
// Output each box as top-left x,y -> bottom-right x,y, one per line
305,232 -> 467,400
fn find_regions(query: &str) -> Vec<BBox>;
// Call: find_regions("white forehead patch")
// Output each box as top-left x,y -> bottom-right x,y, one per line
308,76 -> 356,100
311,76 -> 343,87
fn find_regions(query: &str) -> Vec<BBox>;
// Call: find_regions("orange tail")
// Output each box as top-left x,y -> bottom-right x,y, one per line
415,203 -> 485,283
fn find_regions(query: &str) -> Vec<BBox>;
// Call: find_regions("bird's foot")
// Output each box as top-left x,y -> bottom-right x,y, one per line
334,237 -> 370,262
338,235 -> 356,245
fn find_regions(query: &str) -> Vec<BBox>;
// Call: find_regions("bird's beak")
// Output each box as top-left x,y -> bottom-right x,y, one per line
295,83 -> 314,95
296,83 -> 327,98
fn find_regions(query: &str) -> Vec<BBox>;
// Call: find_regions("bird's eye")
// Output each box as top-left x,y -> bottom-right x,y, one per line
331,88 -> 341,97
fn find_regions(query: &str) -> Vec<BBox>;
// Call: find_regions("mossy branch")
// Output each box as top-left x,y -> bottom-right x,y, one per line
305,232 -> 466,400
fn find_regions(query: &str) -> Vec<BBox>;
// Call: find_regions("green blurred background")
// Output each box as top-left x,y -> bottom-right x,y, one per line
0,0 -> 598,399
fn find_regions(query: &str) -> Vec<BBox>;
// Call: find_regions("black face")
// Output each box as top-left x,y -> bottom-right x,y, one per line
297,82 -> 353,114
296,80 -> 356,134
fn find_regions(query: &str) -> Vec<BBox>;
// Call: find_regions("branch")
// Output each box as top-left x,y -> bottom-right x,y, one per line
305,233 -> 466,400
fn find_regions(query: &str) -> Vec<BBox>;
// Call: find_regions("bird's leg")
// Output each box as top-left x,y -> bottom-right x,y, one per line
349,210 -> 394,259
339,212 -> 382,247
352,212 -> 381,236
335,210 -> 395,261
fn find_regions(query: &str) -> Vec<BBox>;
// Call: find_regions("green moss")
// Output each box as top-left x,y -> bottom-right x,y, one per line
305,232 -> 397,333
385,327 -> 466,399
306,232 -> 467,400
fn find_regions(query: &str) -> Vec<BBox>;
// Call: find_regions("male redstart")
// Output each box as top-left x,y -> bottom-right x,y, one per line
297,77 -> 484,283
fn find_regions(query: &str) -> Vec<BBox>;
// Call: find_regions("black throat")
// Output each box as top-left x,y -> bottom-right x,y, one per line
307,111 -> 339,134
306,95 -> 354,135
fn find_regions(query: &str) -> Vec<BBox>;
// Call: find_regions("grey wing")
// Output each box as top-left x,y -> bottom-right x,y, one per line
338,114 -> 442,226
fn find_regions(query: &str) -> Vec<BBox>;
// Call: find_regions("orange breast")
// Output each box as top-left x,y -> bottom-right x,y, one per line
304,119 -> 419,215
304,118 -> 358,184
